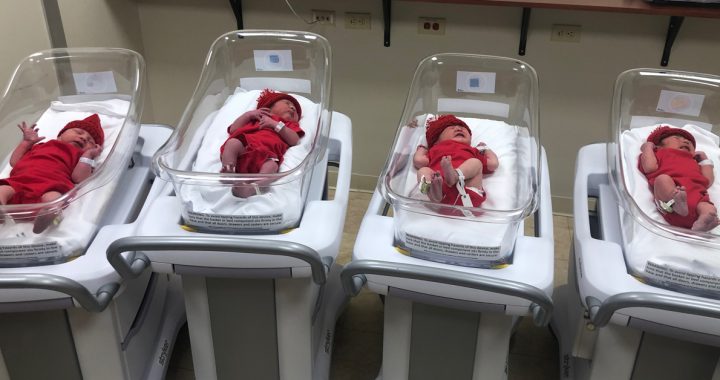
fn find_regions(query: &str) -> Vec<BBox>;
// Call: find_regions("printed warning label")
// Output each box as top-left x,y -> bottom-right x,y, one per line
645,261 -> 720,291
186,211 -> 284,232
404,233 -> 501,259
0,241 -> 60,258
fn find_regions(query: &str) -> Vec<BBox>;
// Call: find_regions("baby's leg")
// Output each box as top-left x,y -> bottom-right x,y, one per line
653,174 -> 688,216
231,159 -> 280,198
0,185 -> 15,205
221,138 -> 246,173
692,202 -> 720,232
33,191 -> 63,234
440,157 -> 483,187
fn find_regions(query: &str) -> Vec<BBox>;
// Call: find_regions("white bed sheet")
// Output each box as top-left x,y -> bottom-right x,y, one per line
393,115 -> 524,264
180,89 -> 319,232
621,124 -> 720,293
0,99 -> 129,261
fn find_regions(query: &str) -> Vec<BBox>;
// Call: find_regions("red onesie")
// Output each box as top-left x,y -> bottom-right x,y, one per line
0,140 -> 83,204
220,115 -> 305,174
428,139 -> 494,207
639,148 -> 711,228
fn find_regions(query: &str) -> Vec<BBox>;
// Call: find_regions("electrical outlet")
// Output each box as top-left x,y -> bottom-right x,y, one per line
345,12 -> 371,29
418,17 -> 445,35
551,24 -> 581,42
312,10 -> 335,25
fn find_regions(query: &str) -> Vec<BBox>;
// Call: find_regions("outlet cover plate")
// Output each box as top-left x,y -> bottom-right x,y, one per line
346,12 -> 371,29
418,17 -> 445,35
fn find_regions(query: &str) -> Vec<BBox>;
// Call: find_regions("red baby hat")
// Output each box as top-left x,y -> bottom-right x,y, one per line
58,113 -> 104,146
256,89 -> 302,119
647,125 -> 695,148
425,114 -> 471,148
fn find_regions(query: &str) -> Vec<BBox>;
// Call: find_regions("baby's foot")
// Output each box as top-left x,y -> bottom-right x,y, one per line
692,213 -> 720,232
671,187 -> 688,216
440,156 -> 458,186
220,163 -> 236,173
427,172 -> 444,203
231,183 -> 260,198
33,209 -> 62,234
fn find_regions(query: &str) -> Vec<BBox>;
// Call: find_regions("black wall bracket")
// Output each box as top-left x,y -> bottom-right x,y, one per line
229,0 -> 244,30
519,7 -> 531,56
383,0 -> 392,46
661,16 -> 684,66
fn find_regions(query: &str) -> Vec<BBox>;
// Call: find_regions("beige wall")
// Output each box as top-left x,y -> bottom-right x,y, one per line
0,0 -> 50,87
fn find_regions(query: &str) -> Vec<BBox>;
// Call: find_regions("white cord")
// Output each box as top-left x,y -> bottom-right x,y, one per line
284,0 -> 318,24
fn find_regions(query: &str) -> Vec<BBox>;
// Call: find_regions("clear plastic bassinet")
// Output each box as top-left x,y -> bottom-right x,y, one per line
609,68 -> 720,297
153,30 -> 331,234
379,54 -> 540,268
0,48 -> 143,267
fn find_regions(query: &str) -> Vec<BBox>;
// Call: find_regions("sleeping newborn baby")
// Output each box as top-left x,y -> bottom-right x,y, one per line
639,125 -> 720,231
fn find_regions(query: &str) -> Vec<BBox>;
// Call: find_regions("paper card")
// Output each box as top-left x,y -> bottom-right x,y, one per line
457,71 -> 496,94
253,50 -> 293,72
73,71 -> 117,94
656,90 -> 704,117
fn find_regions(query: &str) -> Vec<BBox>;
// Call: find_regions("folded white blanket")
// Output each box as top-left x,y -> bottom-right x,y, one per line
393,115 -> 528,264
179,89 -> 319,232
620,124 -> 720,292
0,99 -> 129,262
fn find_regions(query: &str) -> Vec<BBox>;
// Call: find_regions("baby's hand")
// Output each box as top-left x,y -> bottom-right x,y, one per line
258,115 -> 279,131
640,141 -> 655,153
83,144 -> 103,159
696,151 -> 709,161
245,108 -> 271,121
17,122 -> 43,144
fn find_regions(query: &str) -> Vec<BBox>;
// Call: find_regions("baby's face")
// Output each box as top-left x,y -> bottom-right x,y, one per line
270,99 -> 299,122
660,134 -> 695,154
58,128 -> 96,150
438,125 -> 471,145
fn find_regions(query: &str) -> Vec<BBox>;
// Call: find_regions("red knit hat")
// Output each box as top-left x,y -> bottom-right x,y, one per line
647,125 -> 695,148
58,114 -> 104,146
256,89 -> 302,119
426,115 -> 471,148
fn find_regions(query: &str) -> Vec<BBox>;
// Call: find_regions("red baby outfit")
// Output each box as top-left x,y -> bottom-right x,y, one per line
428,140 -> 494,207
639,148 -> 711,228
0,140 -> 83,204
221,115 -> 304,174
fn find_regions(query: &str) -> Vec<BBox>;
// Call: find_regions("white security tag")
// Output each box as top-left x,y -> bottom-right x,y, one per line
73,71 -> 117,94
457,71 -> 496,94
254,50 -> 293,71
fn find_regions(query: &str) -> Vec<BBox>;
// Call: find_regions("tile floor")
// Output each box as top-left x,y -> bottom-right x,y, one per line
166,190 -> 574,379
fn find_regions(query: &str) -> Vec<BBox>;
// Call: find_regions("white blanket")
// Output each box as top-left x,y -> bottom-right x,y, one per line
0,99 -> 129,262
620,124 -> 720,293
393,115 -> 528,265
179,89 -> 319,232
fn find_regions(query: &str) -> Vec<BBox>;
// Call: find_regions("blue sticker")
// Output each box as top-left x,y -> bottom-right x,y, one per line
269,54 -> 280,64
469,78 -> 480,88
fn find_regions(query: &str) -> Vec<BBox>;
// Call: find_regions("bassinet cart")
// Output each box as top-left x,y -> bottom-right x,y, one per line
341,54 -> 554,380
554,68 -> 720,380
0,49 -> 185,380
107,31 -> 352,380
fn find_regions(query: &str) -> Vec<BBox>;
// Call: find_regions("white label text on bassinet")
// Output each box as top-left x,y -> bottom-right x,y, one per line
645,261 -> 720,291
0,241 -> 60,258
186,211 -> 284,231
405,233 -> 501,259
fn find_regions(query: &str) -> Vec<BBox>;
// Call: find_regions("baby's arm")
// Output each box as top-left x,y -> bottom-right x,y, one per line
258,116 -> 300,146
476,143 -> 499,172
228,108 -> 271,134
696,151 -> 715,185
71,145 -> 102,183
639,142 -> 658,173
10,122 -> 44,166
413,145 -> 429,169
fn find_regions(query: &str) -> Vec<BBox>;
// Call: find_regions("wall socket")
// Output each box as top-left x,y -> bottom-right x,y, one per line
551,24 -> 581,42
418,17 -> 445,35
345,12 -> 371,29
312,10 -> 335,25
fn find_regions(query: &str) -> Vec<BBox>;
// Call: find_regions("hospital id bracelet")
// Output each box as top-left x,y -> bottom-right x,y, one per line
699,159 -> 714,166
274,121 -> 285,133
79,157 -> 97,168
